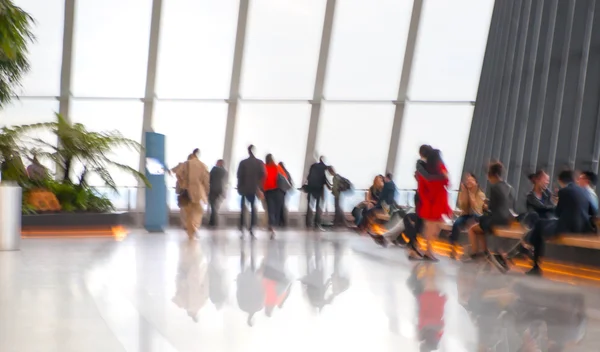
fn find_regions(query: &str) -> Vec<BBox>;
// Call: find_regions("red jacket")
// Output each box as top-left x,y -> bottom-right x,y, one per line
417,162 -> 452,221
263,164 -> 286,191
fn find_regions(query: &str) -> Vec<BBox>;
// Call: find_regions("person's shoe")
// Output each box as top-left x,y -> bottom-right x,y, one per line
449,245 -> 459,260
462,252 -> 485,262
249,230 -> 256,239
487,252 -> 510,273
422,254 -> 439,262
369,233 -> 388,248
526,265 -> 542,276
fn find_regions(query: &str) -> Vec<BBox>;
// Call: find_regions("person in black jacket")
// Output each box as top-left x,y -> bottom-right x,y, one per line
524,170 -> 555,223
208,159 -> 227,227
524,170 -> 597,276
305,156 -> 330,228
237,145 -> 266,237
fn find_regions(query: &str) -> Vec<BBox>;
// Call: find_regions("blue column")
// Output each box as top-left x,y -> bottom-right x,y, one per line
144,132 -> 167,232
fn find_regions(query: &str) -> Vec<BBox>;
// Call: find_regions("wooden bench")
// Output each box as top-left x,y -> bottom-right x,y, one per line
493,224 -> 600,250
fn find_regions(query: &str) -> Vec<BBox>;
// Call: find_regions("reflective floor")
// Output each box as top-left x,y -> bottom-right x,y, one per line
1,229 -> 600,351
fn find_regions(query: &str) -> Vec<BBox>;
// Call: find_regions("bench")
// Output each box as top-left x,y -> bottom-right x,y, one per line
493,224 -> 600,250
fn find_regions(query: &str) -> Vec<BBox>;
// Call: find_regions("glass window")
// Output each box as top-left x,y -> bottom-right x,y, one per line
70,100 -> 144,187
13,0 -> 64,97
324,0 -> 414,100
152,101 -> 228,189
227,102 -> 311,210
316,102 -> 394,189
72,0 -> 152,98
408,0 -> 494,101
240,0 -> 326,99
0,98 -> 59,171
394,103 -> 474,191
155,0 -> 239,99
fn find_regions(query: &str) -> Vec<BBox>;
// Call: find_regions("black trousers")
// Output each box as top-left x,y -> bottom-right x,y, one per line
240,194 -> 257,230
402,213 -> 423,245
306,190 -> 323,228
450,214 -> 479,244
208,196 -> 222,226
265,189 -> 285,227
528,219 -> 559,266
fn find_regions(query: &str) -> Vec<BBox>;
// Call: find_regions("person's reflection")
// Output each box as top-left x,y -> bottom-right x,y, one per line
236,239 -> 264,327
208,238 -> 228,310
301,237 -> 333,311
172,239 -> 209,322
330,241 -> 350,299
407,263 -> 446,352
260,238 -> 292,317
456,265 -> 587,352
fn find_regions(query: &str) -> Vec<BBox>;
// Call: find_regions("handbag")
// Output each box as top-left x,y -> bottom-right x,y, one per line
177,161 -> 191,207
277,172 -> 292,192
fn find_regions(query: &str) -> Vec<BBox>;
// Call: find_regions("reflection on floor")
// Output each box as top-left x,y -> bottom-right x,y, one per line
1,229 -> 599,351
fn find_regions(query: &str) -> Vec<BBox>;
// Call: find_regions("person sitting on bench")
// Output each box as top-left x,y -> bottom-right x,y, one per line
522,170 -> 597,276
516,170 -> 556,230
450,173 -> 485,258
465,162 -> 514,271
577,170 -> 598,214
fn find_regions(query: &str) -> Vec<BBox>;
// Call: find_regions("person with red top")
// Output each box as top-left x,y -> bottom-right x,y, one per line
263,154 -> 289,238
416,146 -> 452,261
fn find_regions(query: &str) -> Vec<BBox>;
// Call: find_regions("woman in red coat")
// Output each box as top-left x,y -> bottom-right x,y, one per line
416,147 -> 452,260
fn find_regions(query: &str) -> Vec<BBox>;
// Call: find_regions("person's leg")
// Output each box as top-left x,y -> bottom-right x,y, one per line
529,219 -> 557,274
422,220 -> 441,259
240,195 -> 246,231
248,194 -> 256,234
208,198 -> 216,227
467,223 -> 483,255
334,196 -> 344,226
450,215 -> 469,245
266,190 -> 277,229
315,192 -> 323,228
185,203 -> 202,238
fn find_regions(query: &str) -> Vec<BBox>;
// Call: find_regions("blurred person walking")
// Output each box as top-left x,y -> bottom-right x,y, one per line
305,156 -> 330,229
172,153 -> 195,229
175,150 -> 210,239
263,154 -> 290,238
237,145 -> 266,238
208,159 -> 227,227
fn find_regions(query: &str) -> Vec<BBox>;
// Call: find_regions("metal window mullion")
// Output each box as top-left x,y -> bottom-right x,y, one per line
478,0 -> 515,190
222,0 -> 250,171
546,0 -> 576,184
385,0 -> 424,174
510,0 -> 545,199
472,1 -> 509,179
501,0 -> 533,177
58,0 -> 76,120
490,0 -> 523,161
463,0 -> 502,176
299,0 -> 336,214
529,0 -> 559,171
136,0 -> 163,211
569,0 -> 596,169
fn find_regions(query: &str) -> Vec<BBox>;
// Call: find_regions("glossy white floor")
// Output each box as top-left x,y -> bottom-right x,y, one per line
0,229 -> 599,352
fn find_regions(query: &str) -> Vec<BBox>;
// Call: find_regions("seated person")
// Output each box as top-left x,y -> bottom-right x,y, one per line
352,175 -> 383,230
577,170 -> 598,214
450,173 -> 486,255
465,162 -> 514,269
525,170 -> 555,220
521,170 -> 597,276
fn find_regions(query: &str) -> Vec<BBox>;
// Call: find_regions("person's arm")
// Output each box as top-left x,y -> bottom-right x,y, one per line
457,188 -> 468,212
526,192 -> 554,212
416,162 -> 447,181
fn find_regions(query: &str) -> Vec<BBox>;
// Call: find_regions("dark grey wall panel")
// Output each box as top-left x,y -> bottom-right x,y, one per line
464,0 -> 599,212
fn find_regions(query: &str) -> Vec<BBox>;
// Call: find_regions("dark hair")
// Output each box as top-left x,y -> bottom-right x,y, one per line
558,169 -> 574,184
488,162 -> 503,178
424,149 -> 443,175
247,145 -> 255,155
465,172 -> 478,184
193,148 -> 200,155
528,169 -> 546,183
265,154 -> 275,165
419,145 -> 432,158
385,173 -> 393,180
582,171 -> 598,186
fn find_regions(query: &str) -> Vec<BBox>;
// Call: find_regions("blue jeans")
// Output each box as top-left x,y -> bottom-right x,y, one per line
240,194 -> 257,231
450,214 -> 479,244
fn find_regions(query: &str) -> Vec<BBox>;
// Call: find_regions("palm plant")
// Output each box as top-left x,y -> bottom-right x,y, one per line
0,126 -> 27,182
23,113 -> 150,191
0,0 -> 34,108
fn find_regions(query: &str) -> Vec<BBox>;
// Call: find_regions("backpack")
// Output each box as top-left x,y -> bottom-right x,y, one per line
337,175 -> 352,193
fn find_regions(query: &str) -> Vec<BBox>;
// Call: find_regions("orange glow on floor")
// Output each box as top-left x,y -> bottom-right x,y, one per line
21,226 -> 129,241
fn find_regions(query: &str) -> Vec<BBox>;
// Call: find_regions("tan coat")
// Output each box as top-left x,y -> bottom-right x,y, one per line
457,188 -> 486,216
176,158 -> 210,204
